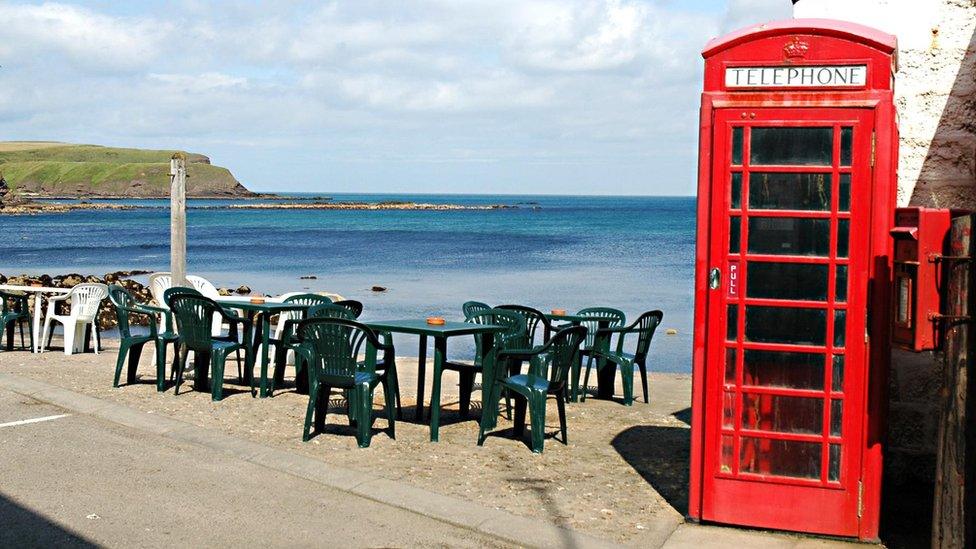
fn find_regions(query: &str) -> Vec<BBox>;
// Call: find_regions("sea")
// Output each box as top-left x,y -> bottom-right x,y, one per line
0,193 -> 697,372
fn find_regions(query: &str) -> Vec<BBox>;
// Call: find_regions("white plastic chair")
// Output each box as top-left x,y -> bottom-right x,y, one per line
149,272 -> 224,336
42,283 -> 109,355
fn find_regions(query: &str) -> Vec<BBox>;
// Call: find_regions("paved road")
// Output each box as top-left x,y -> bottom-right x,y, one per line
0,387 -> 508,548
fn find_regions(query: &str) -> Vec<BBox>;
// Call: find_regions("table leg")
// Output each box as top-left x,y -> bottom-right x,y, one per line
32,294 -> 42,353
259,316 -> 271,398
242,311 -> 256,395
415,334 -> 428,422
429,336 -> 447,442
597,361 -> 617,400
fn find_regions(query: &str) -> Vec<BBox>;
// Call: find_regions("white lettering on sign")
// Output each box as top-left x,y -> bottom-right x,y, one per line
725,65 -> 867,88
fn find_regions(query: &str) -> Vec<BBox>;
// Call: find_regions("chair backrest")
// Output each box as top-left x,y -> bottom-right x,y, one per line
468,308 -> 526,353
496,304 -> 547,345
577,307 -> 626,350
307,303 -> 356,321
462,301 -> 491,320
107,285 -> 138,339
163,286 -> 201,304
148,272 -> 172,307
297,318 -> 381,380
186,275 -> 220,299
333,299 -> 363,319
0,290 -> 28,316
544,326 -> 588,387
276,293 -> 334,334
68,283 -> 108,321
165,292 -> 219,351
632,310 -> 664,363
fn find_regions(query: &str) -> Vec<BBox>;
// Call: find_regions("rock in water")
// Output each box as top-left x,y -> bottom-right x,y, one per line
235,285 -> 251,295
665,328 -> 678,335
371,285 -> 387,292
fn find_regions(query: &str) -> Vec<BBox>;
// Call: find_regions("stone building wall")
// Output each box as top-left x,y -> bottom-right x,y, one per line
791,0 -> 976,483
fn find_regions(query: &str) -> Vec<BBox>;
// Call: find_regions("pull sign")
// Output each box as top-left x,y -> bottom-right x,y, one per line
725,65 -> 867,88
728,262 -> 740,298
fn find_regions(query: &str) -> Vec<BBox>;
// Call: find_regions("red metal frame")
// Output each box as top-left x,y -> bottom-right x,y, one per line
690,20 -> 897,541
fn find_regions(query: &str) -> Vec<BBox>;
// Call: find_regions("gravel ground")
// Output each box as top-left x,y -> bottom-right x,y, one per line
1,339 -> 693,545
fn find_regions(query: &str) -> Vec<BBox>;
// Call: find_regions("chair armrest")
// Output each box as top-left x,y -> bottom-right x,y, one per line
47,292 -> 71,302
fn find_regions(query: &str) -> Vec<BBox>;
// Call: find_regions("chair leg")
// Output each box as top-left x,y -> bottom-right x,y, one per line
211,351 -> 227,401
355,382 -> 373,448
41,317 -> 53,352
303,381 -> 319,442
383,378 -> 396,440
92,322 -> 101,355
387,363 -> 403,420
3,321 -> 13,351
62,321 -> 77,356
155,339 -> 168,392
639,361 -> 649,404
18,320 -> 26,350
126,341 -> 146,385
236,348 -> 244,383
555,394 -> 568,445
113,341 -> 132,388
174,345 -> 188,395
621,360 -> 635,406
580,354 -> 595,402
528,392 -> 547,453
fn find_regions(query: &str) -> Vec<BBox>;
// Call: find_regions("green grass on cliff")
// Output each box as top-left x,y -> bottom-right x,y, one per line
0,142 -> 248,197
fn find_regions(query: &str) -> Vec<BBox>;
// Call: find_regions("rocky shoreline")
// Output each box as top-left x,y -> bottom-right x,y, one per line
0,199 -> 520,215
0,271 -> 257,331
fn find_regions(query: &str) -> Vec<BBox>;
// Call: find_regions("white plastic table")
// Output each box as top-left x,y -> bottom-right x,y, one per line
0,284 -> 71,353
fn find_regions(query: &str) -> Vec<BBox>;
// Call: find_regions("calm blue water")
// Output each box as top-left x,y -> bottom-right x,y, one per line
0,194 -> 696,371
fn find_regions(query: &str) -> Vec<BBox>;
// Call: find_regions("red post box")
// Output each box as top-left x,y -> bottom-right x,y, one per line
890,207 -> 955,351
689,20 -> 898,541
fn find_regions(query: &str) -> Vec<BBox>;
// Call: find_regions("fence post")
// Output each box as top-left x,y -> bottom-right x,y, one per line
170,153 -> 187,287
931,213 -> 975,548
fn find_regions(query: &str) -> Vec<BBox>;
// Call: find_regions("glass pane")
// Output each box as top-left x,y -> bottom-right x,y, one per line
747,262 -> 828,301
732,127 -> 743,165
828,444 -> 841,482
725,348 -> 737,384
837,219 -> 850,258
831,399 -> 843,436
745,306 -> 827,345
741,394 -> 823,434
731,173 -> 742,209
730,216 -> 741,253
834,310 -> 847,347
740,437 -> 822,479
835,265 -> 848,302
840,127 -> 853,166
839,174 -> 851,211
749,173 -> 831,211
743,349 -> 825,390
723,392 -> 736,429
721,435 -> 734,473
727,306 -> 738,341
832,355 -> 844,392
748,217 -> 830,256
750,127 -> 832,166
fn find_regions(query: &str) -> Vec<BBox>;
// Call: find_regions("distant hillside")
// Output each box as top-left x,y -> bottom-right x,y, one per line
0,142 -> 254,197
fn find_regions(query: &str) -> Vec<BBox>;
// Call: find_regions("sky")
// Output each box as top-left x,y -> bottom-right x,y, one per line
0,0 -> 791,195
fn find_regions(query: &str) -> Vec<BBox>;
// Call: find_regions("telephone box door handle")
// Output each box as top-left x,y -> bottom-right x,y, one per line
709,268 -> 721,290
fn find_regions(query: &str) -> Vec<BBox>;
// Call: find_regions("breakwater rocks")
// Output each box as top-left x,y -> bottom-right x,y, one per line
0,271 -> 256,331
0,199 -> 520,215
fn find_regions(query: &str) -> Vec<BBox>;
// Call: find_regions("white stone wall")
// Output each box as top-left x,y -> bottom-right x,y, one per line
794,0 -> 976,208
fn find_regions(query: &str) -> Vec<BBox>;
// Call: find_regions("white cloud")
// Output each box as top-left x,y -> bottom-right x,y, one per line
0,0 -> 792,194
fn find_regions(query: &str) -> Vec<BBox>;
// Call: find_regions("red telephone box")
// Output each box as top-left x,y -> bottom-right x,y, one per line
689,20 -> 898,540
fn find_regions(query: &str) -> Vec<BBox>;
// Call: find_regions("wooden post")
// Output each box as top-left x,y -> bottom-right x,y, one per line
170,153 -> 187,287
932,213 -> 975,549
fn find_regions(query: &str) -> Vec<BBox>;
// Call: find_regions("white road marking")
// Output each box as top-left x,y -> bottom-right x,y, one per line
0,414 -> 71,428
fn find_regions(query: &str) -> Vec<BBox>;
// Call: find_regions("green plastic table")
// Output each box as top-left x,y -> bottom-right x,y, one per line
544,312 -> 619,401
216,298 -> 309,398
365,319 -> 505,442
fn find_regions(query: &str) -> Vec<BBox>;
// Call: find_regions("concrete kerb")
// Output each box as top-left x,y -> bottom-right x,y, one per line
0,372 -> 629,549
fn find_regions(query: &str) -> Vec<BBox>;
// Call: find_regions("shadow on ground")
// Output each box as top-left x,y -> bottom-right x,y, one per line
611,424 -> 690,514
0,493 -> 97,548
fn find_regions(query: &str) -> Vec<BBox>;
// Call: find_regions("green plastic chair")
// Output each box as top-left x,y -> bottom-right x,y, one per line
108,285 -> 180,391
460,300 -> 493,375
333,299 -> 364,318
166,292 -> 249,401
478,325 -> 587,453
165,286 -> 245,382
295,317 -> 396,448
572,307 -> 626,400
269,294 -> 333,387
582,310 -> 663,406
442,308 -> 525,429
275,302 -> 354,393
0,290 -> 32,352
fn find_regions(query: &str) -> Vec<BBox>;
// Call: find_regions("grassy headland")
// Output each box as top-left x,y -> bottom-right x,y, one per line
0,141 -> 253,197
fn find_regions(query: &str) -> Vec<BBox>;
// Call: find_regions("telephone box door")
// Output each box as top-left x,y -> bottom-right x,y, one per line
701,107 -> 875,536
